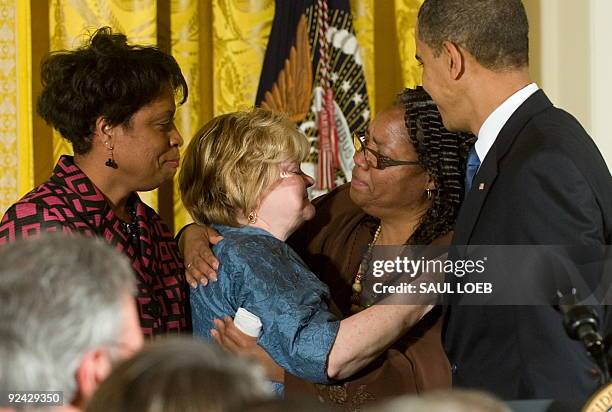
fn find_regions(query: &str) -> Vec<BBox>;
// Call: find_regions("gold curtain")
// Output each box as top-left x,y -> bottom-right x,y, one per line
5,0 -> 423,233
351,0 -> 423,114
169,0 -> 203,232
394,0 -> 424,88
170,0 -> 274,230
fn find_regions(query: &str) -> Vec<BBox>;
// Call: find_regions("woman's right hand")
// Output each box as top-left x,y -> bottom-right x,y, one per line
178,224 -> 224,288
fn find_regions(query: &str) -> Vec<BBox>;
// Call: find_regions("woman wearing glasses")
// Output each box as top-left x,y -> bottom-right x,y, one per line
181,88 -> 474,406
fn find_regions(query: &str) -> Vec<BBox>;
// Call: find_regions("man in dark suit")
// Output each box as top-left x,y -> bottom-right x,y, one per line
415,0 -> 612,402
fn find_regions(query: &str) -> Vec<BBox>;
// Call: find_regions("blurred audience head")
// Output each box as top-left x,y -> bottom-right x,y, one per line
370,389 -> 511,412
86,338 -> 271,412
242,398 -> 335,412
0,234 -> 142,410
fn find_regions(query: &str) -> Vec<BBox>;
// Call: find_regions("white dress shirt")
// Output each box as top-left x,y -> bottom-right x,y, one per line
475,83 -> 539,165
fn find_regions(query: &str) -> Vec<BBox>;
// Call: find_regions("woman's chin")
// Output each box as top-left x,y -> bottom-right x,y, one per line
349,185 -> 368,207
135,175 -> 172,192
303,204 -> 316,221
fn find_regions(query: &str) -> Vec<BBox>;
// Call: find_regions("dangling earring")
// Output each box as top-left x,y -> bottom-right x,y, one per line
104,142 -> 117,169
247,211 -> 257,224
425,188 -> 435,200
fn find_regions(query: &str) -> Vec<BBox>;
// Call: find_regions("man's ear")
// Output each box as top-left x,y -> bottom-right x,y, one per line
441,41 -> 465,80
74,348 -> 113,406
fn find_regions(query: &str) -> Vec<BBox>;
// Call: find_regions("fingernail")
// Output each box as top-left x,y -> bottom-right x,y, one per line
201,278 -> 208,286
211,275 -> 218,282
213,262 -> 219,270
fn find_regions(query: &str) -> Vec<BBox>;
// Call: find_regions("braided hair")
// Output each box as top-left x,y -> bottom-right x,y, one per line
397,86 -> 475,245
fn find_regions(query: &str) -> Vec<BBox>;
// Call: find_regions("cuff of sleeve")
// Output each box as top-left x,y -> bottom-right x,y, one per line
175,222 -> 196,244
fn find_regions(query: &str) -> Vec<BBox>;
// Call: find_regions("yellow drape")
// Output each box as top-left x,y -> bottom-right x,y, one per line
170,0 -> 203,231
17,0 -> 35,196
395,0 -> 423,88
4,0 -> 424,233
351,0 -> 423,114
170,0 -> 274,230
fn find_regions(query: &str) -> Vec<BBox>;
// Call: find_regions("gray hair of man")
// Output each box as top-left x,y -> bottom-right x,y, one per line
86,338 -> 272,412
0,233 -> 136,403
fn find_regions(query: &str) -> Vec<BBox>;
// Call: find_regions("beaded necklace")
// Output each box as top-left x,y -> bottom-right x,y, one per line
119,204 -> 139,243
350,224 -> 382,314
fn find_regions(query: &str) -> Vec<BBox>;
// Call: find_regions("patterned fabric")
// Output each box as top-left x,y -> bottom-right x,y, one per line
0,155 -> 190,338
191,224 -> 340,384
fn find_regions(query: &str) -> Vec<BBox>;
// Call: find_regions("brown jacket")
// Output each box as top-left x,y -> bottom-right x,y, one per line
286,184 -> 451,411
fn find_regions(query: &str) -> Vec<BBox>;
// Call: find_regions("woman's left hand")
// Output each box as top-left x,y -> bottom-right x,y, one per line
211,316 -> 285,383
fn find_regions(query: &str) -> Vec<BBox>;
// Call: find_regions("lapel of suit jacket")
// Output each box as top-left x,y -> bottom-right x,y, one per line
452,90 -> 553,245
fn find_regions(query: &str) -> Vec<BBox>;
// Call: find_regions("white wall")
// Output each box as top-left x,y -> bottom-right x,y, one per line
590,0 -> 612,169
526,0 -> 611,169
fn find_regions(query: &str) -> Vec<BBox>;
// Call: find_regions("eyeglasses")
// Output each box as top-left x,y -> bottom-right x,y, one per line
352,134 -> 420,170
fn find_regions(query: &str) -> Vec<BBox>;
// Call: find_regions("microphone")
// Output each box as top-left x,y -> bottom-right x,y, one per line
558,289 -> 610,384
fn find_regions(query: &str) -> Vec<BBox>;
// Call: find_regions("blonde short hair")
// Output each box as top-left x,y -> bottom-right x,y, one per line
180,108 -> 310,226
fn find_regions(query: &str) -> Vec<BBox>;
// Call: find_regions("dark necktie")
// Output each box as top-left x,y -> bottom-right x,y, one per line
465,146 -> 481,194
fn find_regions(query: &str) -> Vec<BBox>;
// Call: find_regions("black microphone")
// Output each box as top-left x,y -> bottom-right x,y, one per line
562,305 -> 604,350
559,291 -> 610,384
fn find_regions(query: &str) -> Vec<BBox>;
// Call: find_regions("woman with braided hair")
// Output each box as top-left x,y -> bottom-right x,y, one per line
398,86 -> 470,246
180,87 -> 474,408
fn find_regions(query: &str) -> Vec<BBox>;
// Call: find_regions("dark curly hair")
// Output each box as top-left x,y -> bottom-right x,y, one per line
37,27 -> 188,155
398,86 -> 475,245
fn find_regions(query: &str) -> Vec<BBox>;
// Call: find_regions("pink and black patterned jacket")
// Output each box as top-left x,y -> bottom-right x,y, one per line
0,155 -> 190,338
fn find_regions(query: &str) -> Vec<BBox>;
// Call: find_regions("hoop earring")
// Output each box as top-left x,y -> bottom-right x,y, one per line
247,211 -> 257,224
425,188 -> 434,200
104,143 -> 117,169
